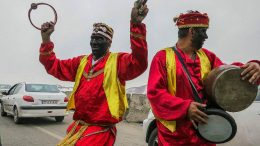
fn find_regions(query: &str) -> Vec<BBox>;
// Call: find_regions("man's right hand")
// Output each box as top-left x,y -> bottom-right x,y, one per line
188,102 -> 208,126
41,21 -> 55,43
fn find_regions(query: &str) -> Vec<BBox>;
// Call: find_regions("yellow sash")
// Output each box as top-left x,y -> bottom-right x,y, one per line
67,53 -> 128,120
157,48 -> 211,132
103,53 -> 128,119
67,56 -> 88,110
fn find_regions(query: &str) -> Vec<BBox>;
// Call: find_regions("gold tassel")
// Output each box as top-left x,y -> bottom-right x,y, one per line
57,121 -> 88,146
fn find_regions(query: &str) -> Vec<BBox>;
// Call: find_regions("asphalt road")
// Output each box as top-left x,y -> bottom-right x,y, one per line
0,112 -> 146,146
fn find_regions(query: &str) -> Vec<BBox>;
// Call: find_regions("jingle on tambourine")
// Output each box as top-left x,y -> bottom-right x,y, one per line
28,3 -> 57,30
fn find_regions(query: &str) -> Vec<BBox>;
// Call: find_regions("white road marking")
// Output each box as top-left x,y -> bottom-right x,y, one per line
34,126 -> 64,140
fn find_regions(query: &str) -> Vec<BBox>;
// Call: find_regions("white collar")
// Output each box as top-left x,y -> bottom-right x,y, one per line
92,56 -> 104,66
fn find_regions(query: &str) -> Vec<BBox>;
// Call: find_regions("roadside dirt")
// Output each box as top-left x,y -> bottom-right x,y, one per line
115,121 -> 146,146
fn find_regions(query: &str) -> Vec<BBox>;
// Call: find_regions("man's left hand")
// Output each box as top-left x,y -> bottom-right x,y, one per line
131,0 -> 149,24
241,62 -> 260,84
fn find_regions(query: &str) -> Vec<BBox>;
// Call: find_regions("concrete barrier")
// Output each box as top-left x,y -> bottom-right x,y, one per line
124,94 -> 150,123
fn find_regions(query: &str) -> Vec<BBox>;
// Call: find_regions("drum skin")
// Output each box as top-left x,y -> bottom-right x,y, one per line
197,108 -> 237,144
204,65 -> 258,112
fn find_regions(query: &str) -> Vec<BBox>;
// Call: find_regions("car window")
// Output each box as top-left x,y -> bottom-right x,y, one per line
255,87 -> 260,101
255,94 -> 260,101
13,84 -> 22,94
0,84 -> 11,89
25,84 -> 60,93
8,84 -> 18,95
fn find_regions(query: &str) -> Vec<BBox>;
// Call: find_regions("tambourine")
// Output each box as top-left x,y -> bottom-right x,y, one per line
28,3 -> 57,30
197,108 -> 237,144
205,65 -> 258,112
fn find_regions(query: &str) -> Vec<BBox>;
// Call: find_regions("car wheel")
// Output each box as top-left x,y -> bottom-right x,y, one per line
13,107 -> 21,124
148,128 -> 158,146
55,116 -> 64,122
0,103 -> 7,117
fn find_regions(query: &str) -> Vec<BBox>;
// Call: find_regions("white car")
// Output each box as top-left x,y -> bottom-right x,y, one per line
0,84 -> 11,94
143,108 -> 158,146
143,94 -> 260,146
0,82 -> 68,124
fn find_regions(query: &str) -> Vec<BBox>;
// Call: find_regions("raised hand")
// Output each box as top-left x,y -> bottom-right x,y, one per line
41,21 -> 55,43
131,0 -> 149,24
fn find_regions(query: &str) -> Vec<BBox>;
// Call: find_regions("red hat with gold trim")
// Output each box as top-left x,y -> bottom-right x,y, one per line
174,10 -> 209,28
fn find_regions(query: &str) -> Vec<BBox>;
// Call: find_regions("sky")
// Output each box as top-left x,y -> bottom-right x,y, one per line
0,0 -> 259,88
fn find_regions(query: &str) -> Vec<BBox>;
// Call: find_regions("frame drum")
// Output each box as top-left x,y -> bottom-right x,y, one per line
197,108 -> 237,143
204,65 -> 258,112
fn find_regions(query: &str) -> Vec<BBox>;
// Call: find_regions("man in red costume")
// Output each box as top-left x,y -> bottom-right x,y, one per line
39,1 -> 149,145
147,10 -> 260,146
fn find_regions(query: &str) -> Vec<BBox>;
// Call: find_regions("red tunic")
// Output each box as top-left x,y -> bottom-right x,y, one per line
39,22 -> 147,146
147,47 -> 237,146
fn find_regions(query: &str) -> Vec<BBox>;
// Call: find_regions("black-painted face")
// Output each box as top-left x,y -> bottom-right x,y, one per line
90,34 -> 111,59
191,28 -> 208,50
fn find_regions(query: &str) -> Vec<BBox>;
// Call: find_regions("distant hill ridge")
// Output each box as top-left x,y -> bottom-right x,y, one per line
126,85 -> 147,94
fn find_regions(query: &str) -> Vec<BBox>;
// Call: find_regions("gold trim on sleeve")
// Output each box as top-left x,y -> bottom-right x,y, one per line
130,32 -> 145,40
40,49 -> 54,56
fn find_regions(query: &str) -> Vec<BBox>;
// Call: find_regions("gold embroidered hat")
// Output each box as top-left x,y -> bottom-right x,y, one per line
92,23 -> 114,41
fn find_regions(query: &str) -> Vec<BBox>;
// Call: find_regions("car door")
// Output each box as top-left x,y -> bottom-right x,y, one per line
3,85 -> 16,113
9,84 -> 22,113
3,84 -> 18,113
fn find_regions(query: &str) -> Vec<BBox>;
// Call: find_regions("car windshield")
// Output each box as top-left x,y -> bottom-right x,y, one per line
25,84 -> 60,93
0,84 -> 11,89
